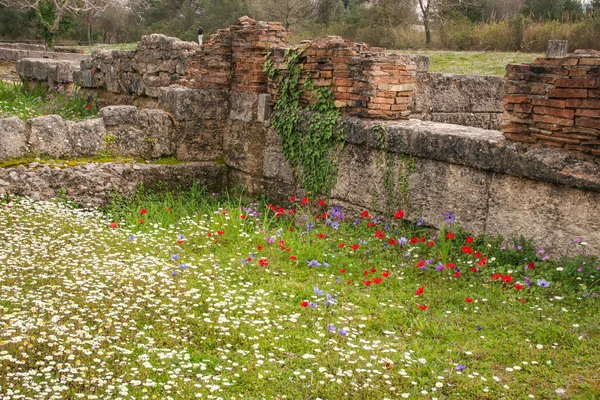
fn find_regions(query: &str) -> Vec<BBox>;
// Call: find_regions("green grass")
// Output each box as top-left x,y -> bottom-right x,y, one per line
1,187 -> 599,399
0,80 -> 100,121
0,155 -> 185,169
394,50 -> 544,76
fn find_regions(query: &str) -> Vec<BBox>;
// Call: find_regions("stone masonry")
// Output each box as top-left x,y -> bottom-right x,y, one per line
503,50 -> 600,157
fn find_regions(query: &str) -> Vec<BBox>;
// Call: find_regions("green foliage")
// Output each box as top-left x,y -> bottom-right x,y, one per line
264,48 -> 344,196
35,0 -> 73,50
0,80 -> 99,121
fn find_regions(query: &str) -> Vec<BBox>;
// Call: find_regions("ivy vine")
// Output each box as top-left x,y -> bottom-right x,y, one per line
373,124 -> 415,214
264,48 -> 344,196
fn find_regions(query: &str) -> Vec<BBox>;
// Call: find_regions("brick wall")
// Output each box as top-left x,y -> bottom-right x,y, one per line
503,50 -> 600,156
267,37 -> 416,119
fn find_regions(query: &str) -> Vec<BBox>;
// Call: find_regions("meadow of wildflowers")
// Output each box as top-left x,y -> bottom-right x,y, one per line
0,189 -> 599,399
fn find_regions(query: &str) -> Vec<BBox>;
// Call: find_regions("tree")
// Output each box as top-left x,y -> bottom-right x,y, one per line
522,0 -> 583,20
0,0 -> 147,49
247,0 -> 314,29
417,0 -> 481,46
314,0 -> 344,26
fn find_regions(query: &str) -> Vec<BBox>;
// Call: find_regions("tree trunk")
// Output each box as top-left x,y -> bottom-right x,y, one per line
87,16 -> 93,45
424,16 -> 431,47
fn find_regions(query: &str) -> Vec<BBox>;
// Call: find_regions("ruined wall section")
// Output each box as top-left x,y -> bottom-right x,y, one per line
267,37 -> 417,120
503,50 -> 600,157
75,35 -> 198,97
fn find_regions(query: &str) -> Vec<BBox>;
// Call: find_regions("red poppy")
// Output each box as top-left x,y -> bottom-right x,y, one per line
363,270 -> 369,277
351,244 -> 359,251
240,215 -> 247,219
258,258 -> 268,267
526,262 -> 535,270
217,230 -> 224,235
347,280 -> 353,284
300,301 -> 309,307
289,227 -> 294,232
360,210 -> 370,219
109,222 -> 118,229
288,209 -> 295,215
367,222 -> 375,227
338,243 -> 346,249
370,268 -> 377,273
206,232 -> 212,237
461,245 -> 474,254
491,273 -> 502,280
420,237 -> 427,243
427,241 -> 435,248
446,263 -> 455,269
362,280 -> 372,286
409,237 -> 419,245
382,270 -> 390,277
415,286 -> 424,296
416,259 -> 425,268
140,208 -> 147,215
477,259 -> 487,267
275,211 -> 283,217
454,272 -> 461,278
165,207 -> 171,212
502,275 -> 513,283
138,219 -> 144,224
375,230 -> 385,239
86,104 -> 91,109
289,196 -> 297,202
388,238 -> 397,246
465,237 -> 474,243
177,240 -> 184,245
446,233 -> 455,239
474,252 -> 482,258
318,199 -> 326,206
394,209 -> 405,219
514,283 -> 524,290
519,298 -> 526,303
301,197 -> 308,205
257,244 -> 263,251
372,277 -> 383,284
470,267 -> 479,273
416,304 -> 428,310
246,257 -> 252,262
339,268 -> 346,274
290,256 -> 297,261
465,297 -> 474,303
317,233 -> 326,239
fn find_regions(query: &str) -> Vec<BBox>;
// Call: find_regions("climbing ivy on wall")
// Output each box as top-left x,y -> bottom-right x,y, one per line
373,124 -> 415,214
264,49 -> 344,196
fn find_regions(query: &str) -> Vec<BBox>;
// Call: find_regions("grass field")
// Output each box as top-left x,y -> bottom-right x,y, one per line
1,187 -> 598,399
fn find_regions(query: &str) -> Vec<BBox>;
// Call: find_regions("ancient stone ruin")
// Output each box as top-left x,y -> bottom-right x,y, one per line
1,16 -> 599,256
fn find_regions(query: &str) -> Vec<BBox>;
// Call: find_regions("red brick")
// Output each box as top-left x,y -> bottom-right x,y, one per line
548,88 -> 588,98
566,99 -> 600,109
554,78 -> 597,88
504,95 -> 530,104
579,58 -> 600,66
575,109 -> 600,118
576,118 -> 600,129
533,114 -> 574,126
533,57 -> 579,66
533,134 -> 580,144
514,104 -> 532,113
533,106 -> 575,119
531,98 -> 566,108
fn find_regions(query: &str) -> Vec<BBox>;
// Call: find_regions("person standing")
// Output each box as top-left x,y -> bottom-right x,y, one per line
197,26 -> 204,45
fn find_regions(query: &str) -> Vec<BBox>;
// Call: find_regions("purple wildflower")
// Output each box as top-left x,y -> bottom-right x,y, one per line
307,260 -> 321,267
328,323 -> 336,333
308,302 -> 318,308
416,217 -> 423,226
537,279 -> 550,288
435,263 -> 445,272
338,328 -> 348,336
314,286 -> 325,296
443,211 -> 456,224
525,276 -> 531,288
398,237 -> 408,247
171,254 -> 179,261
456,364 -> 466,371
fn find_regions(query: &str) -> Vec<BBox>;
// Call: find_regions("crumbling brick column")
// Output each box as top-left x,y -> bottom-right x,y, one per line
268,37 -> 416,119
502,50 -> 600,157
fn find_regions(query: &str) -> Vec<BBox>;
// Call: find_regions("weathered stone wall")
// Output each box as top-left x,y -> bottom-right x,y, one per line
0,106 -> 177,159
75,35 -> 198,97
0,162 -> 225,207
0,45 -> 89,63
16,58 -> 80,86
503,50 -> 600,156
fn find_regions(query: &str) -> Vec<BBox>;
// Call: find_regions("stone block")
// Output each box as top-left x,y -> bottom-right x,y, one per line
0,117 -> 29,159
224,120 -> 267,175
100,105 -> 139,126
262,127 -> 294,184
485,174 -> 600,257
159,86 -> 230,121
175,120 -> 225,161
229,91 -> 259,122
67,118 -> 106,157
28,115 -> 71,157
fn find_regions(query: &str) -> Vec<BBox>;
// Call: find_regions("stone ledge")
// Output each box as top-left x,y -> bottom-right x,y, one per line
342,118 -> 600,193
0,161 -> 226,206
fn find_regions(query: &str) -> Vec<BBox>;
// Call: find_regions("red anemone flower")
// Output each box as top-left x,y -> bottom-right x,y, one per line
301,197 -> 308,205
465,237 -> 474,243
339,268 -> 346,274
375,230 -> 385,239
338,243 -> 346,249
318,199 -> 326,207
140,208 -> 147,215
258,258 -> 269,267
317,233 -> 326,239
388,238 -> 397,246
465,297 -> 474,303
351,244 -> 359,251
362,280 -> 372,286
514,283 -> 524,290
360,210 -> 370,219
446,263 -> 455,269
394,209 -> 405,219
300,301 -> 309,307
109,222 -> 118,229
372,277 -> 383,284
415,286 -> 424,296
382,270 -> 390,277
217,230 -> 224,235
446,233 -> 454,239
462,245 -> 474,254
409,237 -> 419,245
416,304 -> 428,310
289,196 -> 297,202
290,256 -> 297,261
370,268 -> 377,273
